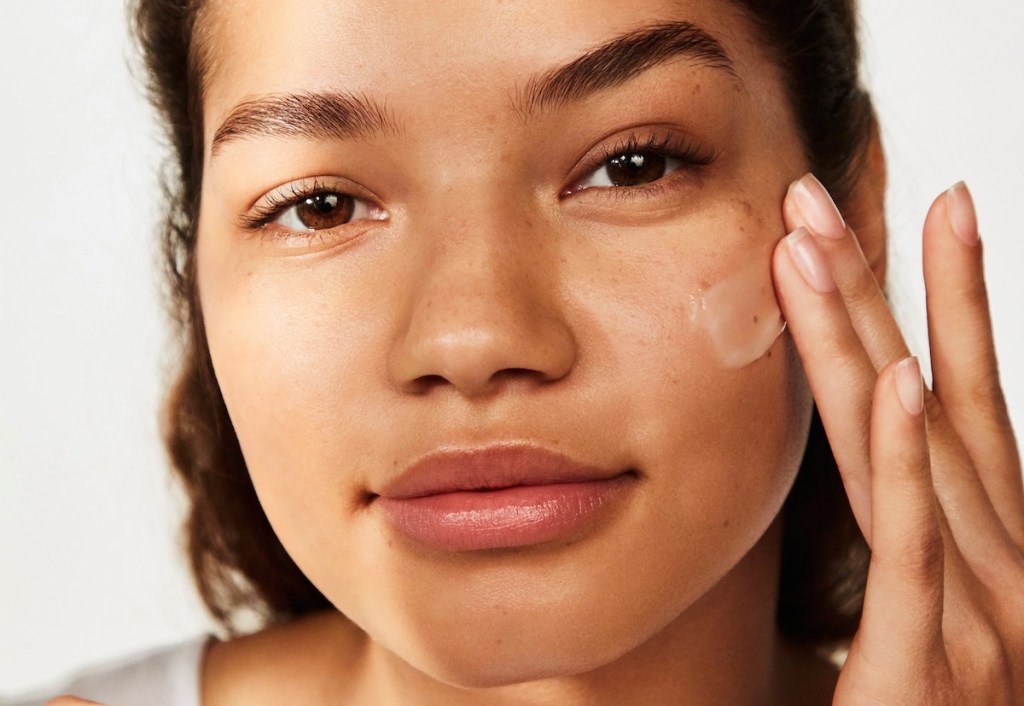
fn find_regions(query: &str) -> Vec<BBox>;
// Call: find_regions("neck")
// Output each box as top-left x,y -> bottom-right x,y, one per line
360,519 -> 786,706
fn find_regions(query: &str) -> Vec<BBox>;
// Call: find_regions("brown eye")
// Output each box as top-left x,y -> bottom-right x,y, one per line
578,152 -> 682,190
287,192 -> 355,230
606,153 -> 668,186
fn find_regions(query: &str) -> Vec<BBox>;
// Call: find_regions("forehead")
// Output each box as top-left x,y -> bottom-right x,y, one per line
199,0 -> 777,132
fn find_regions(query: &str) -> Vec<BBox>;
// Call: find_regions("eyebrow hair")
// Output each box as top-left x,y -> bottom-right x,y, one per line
211,91 -> 400,155
514,21 -> 737,118
210,21 -> 732,154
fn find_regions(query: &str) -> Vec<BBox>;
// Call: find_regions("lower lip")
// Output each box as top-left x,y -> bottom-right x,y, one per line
377,476 -> 634,552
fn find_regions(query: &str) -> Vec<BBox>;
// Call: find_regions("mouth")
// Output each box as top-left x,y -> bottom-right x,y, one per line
370,443 -> 639,552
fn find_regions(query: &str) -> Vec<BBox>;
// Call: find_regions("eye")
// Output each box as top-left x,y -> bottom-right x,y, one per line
273,191 -> 374,231
578,151 -> 683,189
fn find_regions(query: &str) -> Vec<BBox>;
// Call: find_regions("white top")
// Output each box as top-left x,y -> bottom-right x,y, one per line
2,636 -> 208,706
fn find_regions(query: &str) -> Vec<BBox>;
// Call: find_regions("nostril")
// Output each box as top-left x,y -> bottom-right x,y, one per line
491,367 -> 548,383
409,374 -> 449,394
408,367 -> 560,397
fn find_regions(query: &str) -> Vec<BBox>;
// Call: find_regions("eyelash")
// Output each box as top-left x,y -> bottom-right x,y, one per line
241,177 -> 355,232
565,131 -> 717,200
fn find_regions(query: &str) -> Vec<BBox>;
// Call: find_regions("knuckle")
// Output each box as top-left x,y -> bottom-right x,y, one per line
933,354 -> 1008,427
844,265 -> 883,310
953,365 -> 1009,421
820,325 -> 865,363
951,268 -> 991,307
948,620 -> 1012,700
898,524 -> 946,582
871,522 -> 945,590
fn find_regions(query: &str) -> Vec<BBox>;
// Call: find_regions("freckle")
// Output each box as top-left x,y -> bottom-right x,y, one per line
753,315 -> 759,324
723,518 -> 731,528
699,278 -> 711,289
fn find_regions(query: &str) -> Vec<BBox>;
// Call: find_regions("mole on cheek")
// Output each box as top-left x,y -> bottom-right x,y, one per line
688,248 -> 785,369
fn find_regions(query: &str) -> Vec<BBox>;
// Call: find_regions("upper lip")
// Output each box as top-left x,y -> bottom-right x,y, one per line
376,442 -> 629,500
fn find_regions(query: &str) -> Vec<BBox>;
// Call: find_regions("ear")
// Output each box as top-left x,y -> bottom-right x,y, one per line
842,117 -> 889,285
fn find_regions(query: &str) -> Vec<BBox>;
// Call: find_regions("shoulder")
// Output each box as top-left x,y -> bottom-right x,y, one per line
202,611 -> 368,706
4,636 -> 210,706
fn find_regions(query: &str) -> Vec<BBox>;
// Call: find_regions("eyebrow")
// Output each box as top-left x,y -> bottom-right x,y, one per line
514,21 -> 737,118
211,91 -> 401,155
210,20 -> 734,154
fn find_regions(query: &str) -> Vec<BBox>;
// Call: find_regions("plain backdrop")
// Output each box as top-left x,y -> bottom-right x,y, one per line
1,0 -> 1022,697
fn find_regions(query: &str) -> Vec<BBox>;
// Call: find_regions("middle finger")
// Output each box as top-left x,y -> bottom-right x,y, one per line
784,173 -> 910,371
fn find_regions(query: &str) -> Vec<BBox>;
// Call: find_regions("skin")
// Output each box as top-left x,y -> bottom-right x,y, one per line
198,0 -> 815,702
47,0 -> 1024,704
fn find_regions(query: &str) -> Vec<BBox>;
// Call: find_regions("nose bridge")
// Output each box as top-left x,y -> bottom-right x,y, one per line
427,187 -> 543,303
389,185 -> 577,398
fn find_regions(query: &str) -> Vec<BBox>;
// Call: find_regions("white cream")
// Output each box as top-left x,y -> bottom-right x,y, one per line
689,255 -> 785,369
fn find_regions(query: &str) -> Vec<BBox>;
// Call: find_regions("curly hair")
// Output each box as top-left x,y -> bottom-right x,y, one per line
131,0 -> 873,641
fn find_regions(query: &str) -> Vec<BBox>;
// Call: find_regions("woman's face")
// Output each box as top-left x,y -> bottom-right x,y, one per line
197,0 -> 814,686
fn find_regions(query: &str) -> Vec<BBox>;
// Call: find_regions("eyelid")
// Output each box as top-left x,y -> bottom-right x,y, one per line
562,127 -> 717,197
239,176 -> 383,231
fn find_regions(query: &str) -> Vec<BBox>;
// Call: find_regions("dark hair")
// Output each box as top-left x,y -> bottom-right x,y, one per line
132,0 -> 871,641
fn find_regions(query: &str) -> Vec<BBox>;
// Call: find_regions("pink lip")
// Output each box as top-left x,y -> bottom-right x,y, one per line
374,444 -> 636,552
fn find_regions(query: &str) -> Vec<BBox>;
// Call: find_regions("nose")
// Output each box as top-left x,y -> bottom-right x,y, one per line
388,205 -> 578,399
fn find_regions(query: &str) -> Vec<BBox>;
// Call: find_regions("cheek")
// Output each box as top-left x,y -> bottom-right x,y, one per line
195,228 -> 393,538
576,228 -> 809,536
557,212 -> 812,602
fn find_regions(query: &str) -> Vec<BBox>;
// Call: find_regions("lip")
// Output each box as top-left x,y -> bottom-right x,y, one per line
373,443 -> 636,552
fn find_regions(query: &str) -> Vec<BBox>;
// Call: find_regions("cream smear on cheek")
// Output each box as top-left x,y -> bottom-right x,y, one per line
689,250 -> 786,369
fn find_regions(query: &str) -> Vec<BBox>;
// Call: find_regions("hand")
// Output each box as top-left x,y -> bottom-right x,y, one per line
773,174 -> 1024,704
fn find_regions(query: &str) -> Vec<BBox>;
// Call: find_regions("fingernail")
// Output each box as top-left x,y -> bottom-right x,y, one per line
790,173 -> 847,239
786,227 -> 836,293
946,181 -> 979,246
895,357 -> 924,416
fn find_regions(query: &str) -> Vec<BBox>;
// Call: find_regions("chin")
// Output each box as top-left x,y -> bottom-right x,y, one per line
384,609 -> 655,690
345,538 -> 723,691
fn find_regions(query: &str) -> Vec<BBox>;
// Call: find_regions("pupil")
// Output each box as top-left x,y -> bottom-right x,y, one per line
606,152 -> 667,187
310,193 -> 338,213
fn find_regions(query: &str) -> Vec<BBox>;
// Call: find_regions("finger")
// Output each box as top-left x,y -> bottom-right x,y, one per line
918,405 -> 1024,588
924,183 -> 1024,546
785,173 -> 911,372
860,357 -> 945,656
45,698 -> 103,705
773,227 -> 876,540
785,175 -> 1017,567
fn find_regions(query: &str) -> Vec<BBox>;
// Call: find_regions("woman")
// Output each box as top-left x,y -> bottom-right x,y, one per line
28,0 -> 1024,703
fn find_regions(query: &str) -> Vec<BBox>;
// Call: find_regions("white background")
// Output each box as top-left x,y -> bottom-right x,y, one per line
2,0 -> 1022,697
